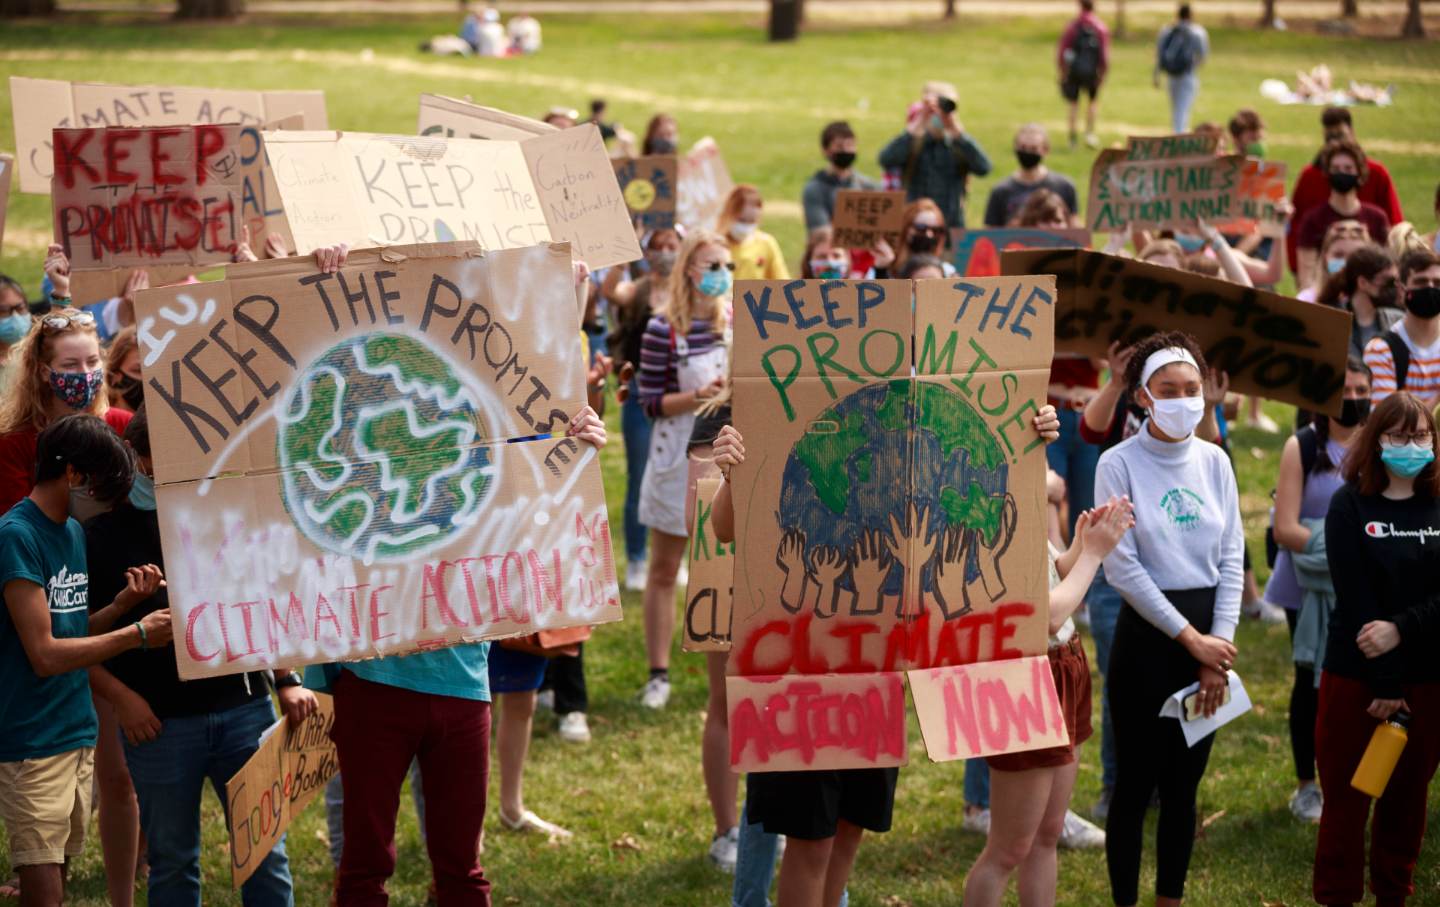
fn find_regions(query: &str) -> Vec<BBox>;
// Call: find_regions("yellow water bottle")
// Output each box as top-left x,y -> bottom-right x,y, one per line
1351,710 -> 1410,798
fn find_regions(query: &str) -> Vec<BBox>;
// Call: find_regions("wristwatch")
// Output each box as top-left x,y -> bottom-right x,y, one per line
275,671 -> 304,689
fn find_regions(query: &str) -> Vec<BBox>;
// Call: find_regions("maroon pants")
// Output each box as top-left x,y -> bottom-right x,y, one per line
1313,672 -> 1440,906
331,671 -> 492,907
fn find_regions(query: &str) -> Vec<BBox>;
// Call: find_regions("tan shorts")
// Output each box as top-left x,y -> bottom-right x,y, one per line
0,747 -> 95,867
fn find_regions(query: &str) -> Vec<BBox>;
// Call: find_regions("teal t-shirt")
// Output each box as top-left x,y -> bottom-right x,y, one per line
343,641 -> 491,702
0,499 -> 99,760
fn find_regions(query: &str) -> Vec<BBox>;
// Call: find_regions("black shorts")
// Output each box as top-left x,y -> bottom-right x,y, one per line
745,767 -> 899,840
1061,72 -> 1100,102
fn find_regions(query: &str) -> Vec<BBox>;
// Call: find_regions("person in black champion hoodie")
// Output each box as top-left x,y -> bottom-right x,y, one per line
1316,391 -> 1440,907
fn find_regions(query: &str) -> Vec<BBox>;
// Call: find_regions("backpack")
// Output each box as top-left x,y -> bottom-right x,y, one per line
1069,23 -> 1102,81
1382,330 -> 1411,391
1159,25 -> 1197,76
1265,426 -> 1321,569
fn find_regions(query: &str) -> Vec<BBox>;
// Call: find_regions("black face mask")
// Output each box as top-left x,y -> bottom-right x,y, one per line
908,232 -> 940,254
829,151 -> 856,170
1335,397 -> 1371,428
649,138 -> 677,155
1407,286 -> 1440,319
1016,150 -> 1043,170
112,373 -> 145,411
1328,171 -> 1359,194
1372,280 -> 1400,309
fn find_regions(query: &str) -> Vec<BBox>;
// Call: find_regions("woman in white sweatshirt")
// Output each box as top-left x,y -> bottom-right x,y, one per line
1094,331 -> 1243,907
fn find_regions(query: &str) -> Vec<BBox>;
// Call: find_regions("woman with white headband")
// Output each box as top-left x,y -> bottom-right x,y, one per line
1094,331 -> 1243,907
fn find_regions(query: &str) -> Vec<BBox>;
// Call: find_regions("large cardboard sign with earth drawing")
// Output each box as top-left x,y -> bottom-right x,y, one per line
726,276 -> 1067,772
133,241 -> 622,679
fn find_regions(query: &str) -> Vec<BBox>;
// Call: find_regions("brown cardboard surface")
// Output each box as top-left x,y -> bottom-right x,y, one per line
239,114 -> 305,256
10,76 -> 327,194
683,475 -> 733,653
1123,132 -> 1221,161
1087,148 -> 1246,232
1213,158 -> 1289,238
134,242 -> 621,678
263,128 -> 640,269
612,156 -> 678,231
830,190 -> 905,252
224,693 -> 337,888
1001,248 -> 1352,415
676,138 -> 732,232
908,655 -> 1066,762
51,124 -> 245,303
0,153 -> 12,255
727,673 -> 908,772
417,93 -> 556,141
725,275 -> 1055,770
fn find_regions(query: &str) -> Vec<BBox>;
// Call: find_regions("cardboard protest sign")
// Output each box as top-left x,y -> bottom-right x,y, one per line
1213,159 -> 1289,238
951,228 -> 1090,278
683,476 -> 734,653
225,693 -> 337,888
417,93 -> 556,141
1087,147 -> 1245,232
51,124 -> 244,302
10,76 -> 326,194
908,656 -> 1066,762
612,156 -> 678,231
238,114 -> 304,257
726,275 -> 1056,772
1123,132 -> 1220,161
0,154 -> 11,255
1001,248 -> 1352,414
676,138 -> 733,232
263,128 -> 641,269
134,241 -> 622,679
830,190 -> 905,252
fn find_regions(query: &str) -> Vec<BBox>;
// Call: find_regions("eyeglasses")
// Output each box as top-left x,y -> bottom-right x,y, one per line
40,311 -> 96,334
701,261 -> 736,272
1382,430 -> 1434,447
0,303 -> 27,318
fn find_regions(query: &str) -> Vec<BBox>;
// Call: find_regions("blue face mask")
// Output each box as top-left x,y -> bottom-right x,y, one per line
0,312 -> 31,345
1326,256 -> 1347,275
697,267 -> 732,298
1381,443 -> 1435,479
1175,234 -> 1207,254
129,472 -> 157,511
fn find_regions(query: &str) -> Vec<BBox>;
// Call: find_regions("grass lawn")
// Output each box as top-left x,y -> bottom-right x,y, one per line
2,9 -> 1440,906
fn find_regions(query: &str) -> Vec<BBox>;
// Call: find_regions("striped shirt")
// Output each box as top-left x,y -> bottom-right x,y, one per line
1364,320 -> 1440,405
637,317 -> 723,419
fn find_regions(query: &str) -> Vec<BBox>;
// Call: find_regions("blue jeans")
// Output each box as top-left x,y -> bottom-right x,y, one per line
1167,72 -> 1200,133
733,801 -> 848,907
323,761 -> 426,868
123,696 -> 293,907
621,378 -> 653,564
1045,407 -> 1100,537
963,758 -> 990,809
1088,566 -> 1123,789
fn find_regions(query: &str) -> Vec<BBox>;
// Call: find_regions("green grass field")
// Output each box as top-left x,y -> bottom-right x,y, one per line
2,8 -> 1440,906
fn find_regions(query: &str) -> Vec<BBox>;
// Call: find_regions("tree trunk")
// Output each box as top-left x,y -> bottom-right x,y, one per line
768,0 -> 800,41
1114,0 -> 1127,38
944,0 -> 957,18
0,0 -> 56,16
1341,0 -> 1358,17
1260,0 -> 1277,26
175,0 -> 245,18
1402,0 -> 1424,35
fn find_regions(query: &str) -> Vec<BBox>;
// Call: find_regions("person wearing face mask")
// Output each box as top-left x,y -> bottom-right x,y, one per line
104,327 -> 146,413
1299,219 -> 1370,300
1094,332 -> 1243,907
1365,249 -> 1440,408
801,234 -> 854,280
1296,139 -> 1392,291
642,112 -> 679,156
1315,391 -> 1440,907
718,185 -> 789,281
893,199 -> 956,278
878,80 -> 992,230
1315,246 -> 1402,358
983,124 -> 1078,228
802,121 -> 880,237
1265,358 -> 1372,823
0,276 -> 34,394
0,308 -> 131,515
635,232 -> 731,713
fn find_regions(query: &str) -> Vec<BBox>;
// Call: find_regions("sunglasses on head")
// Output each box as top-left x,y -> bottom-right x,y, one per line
40,311 -> 96,334
912,225 -> 943,237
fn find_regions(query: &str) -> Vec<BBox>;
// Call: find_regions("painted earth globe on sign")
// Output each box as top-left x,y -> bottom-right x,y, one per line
778,380 -> 1011,593
276,333 -> 494,564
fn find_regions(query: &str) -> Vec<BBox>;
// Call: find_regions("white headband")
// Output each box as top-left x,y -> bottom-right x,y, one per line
1139,347 -> 1200,390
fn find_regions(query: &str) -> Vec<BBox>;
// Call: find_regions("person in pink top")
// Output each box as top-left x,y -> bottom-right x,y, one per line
1057,0 -> 1110,149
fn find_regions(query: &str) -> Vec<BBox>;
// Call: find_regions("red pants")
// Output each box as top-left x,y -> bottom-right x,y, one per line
331,671 -> 492,907
1313,672 -> 1440,906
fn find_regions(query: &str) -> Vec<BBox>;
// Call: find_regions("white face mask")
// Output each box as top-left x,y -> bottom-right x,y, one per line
1148,395 -> 1206,440
729,221 -> 757,242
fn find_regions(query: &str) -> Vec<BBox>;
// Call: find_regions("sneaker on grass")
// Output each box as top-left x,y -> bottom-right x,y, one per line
708,825 -> 739,873
625,559 -> 647,592
558,711 -> 591,743
640,675 -> 671,709
1058,810 -> 1106,849
961,808 -> 990,835
1290,781 -> 1323,823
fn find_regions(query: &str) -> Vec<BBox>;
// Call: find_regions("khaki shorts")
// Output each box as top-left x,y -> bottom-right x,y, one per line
0,747 -> 95,867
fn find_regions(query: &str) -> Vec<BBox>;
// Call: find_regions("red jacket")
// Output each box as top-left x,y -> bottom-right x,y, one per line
1057,11 -> 1111,78
0,407 -> 132,514
1287,157 -> 1403,274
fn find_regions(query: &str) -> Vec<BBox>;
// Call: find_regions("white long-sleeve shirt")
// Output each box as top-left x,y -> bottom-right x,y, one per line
1095,421 -> 1243,641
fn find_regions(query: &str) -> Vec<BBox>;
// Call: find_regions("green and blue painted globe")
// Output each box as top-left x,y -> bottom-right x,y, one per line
276,333 -> 495,564
779,380 -> 1009,592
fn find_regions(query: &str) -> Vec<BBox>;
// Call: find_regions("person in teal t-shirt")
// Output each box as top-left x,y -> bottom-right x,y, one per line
0,414 -> 170,906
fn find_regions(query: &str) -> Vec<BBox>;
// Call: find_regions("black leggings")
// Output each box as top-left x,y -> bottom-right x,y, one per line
1285,608 -> 1318,782
1105,591 -> 1218,905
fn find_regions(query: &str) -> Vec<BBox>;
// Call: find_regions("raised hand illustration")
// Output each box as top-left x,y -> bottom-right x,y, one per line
887,502 -> 940,620
848,529 -> 892,617
975,494 -> 1018,602
931,524 -> 974,620
776,528 -> 811,614
809,545 -> 849,618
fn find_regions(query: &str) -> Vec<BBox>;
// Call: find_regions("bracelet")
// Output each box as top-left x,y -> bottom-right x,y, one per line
136,622 -> 149,651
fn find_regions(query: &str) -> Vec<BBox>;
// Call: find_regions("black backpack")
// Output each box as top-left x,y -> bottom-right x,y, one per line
1159,25 -> 1197,76
1382,330 -> 1411,390
1265,426 -> 1321,569
1070,24 -> 1102,81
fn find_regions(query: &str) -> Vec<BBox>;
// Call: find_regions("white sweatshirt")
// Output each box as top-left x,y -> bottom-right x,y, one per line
1094,421 -> 1244,641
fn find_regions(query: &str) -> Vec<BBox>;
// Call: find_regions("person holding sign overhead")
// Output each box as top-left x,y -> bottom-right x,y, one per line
718,186 -> 790,281
1095,331 -> 1244,907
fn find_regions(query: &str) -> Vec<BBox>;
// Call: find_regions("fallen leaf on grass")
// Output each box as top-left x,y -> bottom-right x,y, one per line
882,896 -> 912,907
504,897 -> 522,905
611,833 -> 643,853
1252,703 -> 1268,717
1250,446 -> 1265,459
1261,899 -> 1288,906
1202,809 -> 1227,829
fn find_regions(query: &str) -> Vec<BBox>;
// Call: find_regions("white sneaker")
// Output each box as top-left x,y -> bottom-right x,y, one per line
1253,411 -> 1282,433
676,562 -> 689,589
1058,809 -> 1106,849
536,689 -> 555,711
557,711 -> 591,743
961,808 -> 990,835
708,825 -> 739,873
498,808 -> 573,841
639,675 -> 671,709
624,560 -> 647,592
1290,782 -> 1323,823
